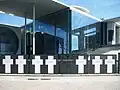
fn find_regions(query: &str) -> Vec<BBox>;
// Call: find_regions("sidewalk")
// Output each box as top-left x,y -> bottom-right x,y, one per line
0,75 -> 120,90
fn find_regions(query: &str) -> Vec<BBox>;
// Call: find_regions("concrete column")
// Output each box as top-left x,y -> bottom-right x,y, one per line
33,5 -> 36,55
78,30 -> 84,50
112,23 -> 116,45
116,25 -> 120,44
24,13 -> 27,54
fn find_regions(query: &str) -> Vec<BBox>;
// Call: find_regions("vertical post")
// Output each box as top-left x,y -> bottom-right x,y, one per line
54,21 -> 57,55
33,4 -> 36,55
118,53 -> 120,74
86,26 -> 88,52
66,24 -> 68,54
66,10 -> 69,54
24,12 -> 27,55
68,10 -> 71,53
78,33 -> 80,51
102,22 -> 105,46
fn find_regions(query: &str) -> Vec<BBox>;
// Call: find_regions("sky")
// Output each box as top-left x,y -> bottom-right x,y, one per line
60,0 -> 120,19
0,13 -> 32,27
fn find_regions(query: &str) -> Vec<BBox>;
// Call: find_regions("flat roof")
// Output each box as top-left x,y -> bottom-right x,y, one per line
0,0 -> 67,19
104,17 -> 120,22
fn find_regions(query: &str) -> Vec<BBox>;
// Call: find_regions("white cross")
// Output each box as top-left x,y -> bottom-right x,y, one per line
16,56 -> 26,73
32,56 -> 43,73
105,56 -> 115,73
92,56 -> 103,73
45,56 -> 56,73
3,55 -> 13,73
88,56 -> 90,61
76,56 -> 86,73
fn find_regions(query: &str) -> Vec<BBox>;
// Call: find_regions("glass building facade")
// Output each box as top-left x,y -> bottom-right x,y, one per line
23,8 -> 71,55
71,11 -> 99,52
22,8 -> 101,55
0,26 -> 19,54
0,7 -> 101,55
0,0 -> 120,55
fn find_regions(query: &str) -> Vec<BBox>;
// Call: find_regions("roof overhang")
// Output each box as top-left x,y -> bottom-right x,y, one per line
104,17 -> 120,22
53,0 -> 102,22
0,0 -> 67,19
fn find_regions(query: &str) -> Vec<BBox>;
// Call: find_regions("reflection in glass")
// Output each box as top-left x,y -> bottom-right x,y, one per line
0,26 -> 18,54
71,11 -> 98,53
25,8 -> 71,55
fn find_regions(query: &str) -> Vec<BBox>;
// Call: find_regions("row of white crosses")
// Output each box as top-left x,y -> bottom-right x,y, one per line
3,56 -> 56,73
76,56 -> 115,73
32,56 -> 56,73
3,55 -> 115,74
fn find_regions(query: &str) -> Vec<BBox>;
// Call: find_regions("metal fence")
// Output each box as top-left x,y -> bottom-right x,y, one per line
0,54 -> 119,74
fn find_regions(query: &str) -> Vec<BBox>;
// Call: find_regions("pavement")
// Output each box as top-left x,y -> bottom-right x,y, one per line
0,75 -> 120,90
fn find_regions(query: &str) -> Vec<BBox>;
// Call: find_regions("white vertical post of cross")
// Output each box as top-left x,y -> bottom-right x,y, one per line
3,55 -> 13,73
32,56 -> 43,73
76,56 -> 86,73
92,56 -> 103,73
105,56 -> 115,73
16,56 -> 26,73
45,56 -> 56,73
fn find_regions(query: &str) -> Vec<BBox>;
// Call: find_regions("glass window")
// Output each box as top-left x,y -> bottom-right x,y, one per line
71,10 -> 98,53
55,9 -> 71,54
25,8 -> 71,55
108,30 -> 114,42
0,26 -> 18,54
71,11 -> 97,30
72,35 -> 78,50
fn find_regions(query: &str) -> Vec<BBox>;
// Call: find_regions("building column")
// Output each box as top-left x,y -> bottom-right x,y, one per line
33,4 -> 36,55
24,12 -> 27,55
78,34 -> 80,50
78,30 -> 84,51
68,10 -> 71,53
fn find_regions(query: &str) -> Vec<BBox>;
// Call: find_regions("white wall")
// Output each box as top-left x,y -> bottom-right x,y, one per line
116,25 -> 120,44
